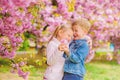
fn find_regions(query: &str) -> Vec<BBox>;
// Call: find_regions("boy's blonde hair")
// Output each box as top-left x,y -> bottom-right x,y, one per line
72,18 -> 91,33
49,23 -> 72,41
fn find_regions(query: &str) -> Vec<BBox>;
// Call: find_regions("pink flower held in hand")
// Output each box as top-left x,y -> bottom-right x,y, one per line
61,39 -> 68,44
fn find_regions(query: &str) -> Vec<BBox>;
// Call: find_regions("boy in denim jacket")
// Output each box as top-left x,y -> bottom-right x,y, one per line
59,18 -> 91,80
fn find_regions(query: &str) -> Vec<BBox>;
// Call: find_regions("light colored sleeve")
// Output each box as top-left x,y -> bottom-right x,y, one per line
46,42 -> 62,65
85,35 -> 92,49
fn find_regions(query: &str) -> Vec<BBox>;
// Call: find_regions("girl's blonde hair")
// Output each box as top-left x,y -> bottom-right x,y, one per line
49,24 -> 71,42
72,18 -> 91,33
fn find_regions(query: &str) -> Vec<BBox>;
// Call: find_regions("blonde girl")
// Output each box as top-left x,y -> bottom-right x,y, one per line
44,24 -> 73,80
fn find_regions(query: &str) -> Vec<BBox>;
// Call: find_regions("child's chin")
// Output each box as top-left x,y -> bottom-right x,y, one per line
73,38 -> 78,40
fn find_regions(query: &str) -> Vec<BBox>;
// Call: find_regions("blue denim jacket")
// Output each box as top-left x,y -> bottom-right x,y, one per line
63,39 -> 89,77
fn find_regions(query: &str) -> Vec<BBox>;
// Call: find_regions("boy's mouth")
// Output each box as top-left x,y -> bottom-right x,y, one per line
74,35 -> 77,38
73,36 -> 77,39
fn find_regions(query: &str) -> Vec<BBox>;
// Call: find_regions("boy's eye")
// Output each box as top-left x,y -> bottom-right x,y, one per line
69,35 -> 71,37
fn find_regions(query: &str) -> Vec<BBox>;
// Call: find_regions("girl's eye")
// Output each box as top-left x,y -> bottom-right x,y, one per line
75,30 -> 77,32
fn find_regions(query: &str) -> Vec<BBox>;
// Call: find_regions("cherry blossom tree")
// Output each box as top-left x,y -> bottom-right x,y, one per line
0,0 -> 120,79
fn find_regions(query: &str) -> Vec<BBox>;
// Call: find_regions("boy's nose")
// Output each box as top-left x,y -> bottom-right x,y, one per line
73,31 -> 77,35
73,33 -> 76,36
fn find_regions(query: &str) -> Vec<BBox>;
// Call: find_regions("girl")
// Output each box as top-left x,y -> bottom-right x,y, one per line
44,24 -> 73,80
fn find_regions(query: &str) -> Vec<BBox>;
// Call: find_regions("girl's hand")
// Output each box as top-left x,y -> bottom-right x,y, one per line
58,44 -> 69,56
58,44 -> 66,51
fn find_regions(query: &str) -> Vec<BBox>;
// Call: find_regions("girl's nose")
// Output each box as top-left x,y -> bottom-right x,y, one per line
73,31 -> 75,34
73,33 -> 76,36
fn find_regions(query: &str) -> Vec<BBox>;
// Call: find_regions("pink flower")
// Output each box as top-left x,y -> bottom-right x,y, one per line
97,0 -> 105,4
61,39 -> 68,44
19,61 -> 26,67
72,12 -> 81,20
22,72 -> 30,80
8,51 -> 16,59
117,54 -> 120,64
18,68 -> 25,76
11,0 -> 37,7
10,69 -> 16,73
106,53 -> 113,61
43,0 -> 52,5
48,25 -> 56,32
106,15 -> 114,23
105,9 -> 113,15
18,68 -> 29,80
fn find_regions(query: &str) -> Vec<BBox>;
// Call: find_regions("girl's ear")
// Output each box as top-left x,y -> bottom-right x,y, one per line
58,30 -> 63,36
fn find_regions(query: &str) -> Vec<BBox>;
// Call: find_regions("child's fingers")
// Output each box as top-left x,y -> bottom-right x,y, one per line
59,46 -> 64,51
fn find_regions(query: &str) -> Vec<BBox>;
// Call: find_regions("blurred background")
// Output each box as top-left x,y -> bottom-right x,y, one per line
0,0 -> 120,80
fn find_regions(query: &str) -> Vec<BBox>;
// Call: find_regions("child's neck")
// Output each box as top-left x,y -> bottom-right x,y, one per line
56,36 -> 61,42
80,35 -> 86,39
82,36 -> 86,39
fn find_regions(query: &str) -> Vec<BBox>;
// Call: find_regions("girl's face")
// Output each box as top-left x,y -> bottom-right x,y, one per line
72,25 -> 86,40
58,29 -> 73,43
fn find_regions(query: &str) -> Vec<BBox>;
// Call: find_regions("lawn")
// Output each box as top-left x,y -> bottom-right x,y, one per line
85,60 -> 120,80
0,55 -> 120,80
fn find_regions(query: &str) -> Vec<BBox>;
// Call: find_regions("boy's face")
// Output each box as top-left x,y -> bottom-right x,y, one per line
72,25 -> 85,40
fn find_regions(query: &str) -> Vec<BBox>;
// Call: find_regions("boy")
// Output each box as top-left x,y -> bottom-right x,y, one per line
59,18 -> 91,80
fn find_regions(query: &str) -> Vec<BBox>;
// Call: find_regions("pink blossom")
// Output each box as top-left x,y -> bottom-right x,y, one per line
18,68 -> 25,76
106,53 -> 113,61
61,39 -> 69,44
40,36 -> 49,42
0,0 -> 120,78
10,69 -> 16,73
106,15 -> 114,23
105,9 -> 113,15
97,0 -> 105,4
48,25 -> 56,32
19,61 -> 26,67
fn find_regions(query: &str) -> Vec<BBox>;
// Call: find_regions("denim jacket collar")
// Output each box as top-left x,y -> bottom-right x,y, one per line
69,39 -> 87,49
71,39 -> 87,46
73,39 -> 87,43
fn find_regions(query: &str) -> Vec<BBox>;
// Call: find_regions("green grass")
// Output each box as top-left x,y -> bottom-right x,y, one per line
0,54 -> 120,80
0,65 -> 10,73
29,67 -> 44,80
0,58 -> 11,73
1,60 -> 120,80
118,50 -> 120,54
85,60 -> 120,80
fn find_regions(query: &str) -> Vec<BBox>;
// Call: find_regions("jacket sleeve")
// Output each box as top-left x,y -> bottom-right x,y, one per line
68,42 -> 89,63
46,42 -> 62,65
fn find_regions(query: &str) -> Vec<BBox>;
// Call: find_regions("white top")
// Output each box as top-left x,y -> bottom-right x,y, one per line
44,38 -> 65,80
